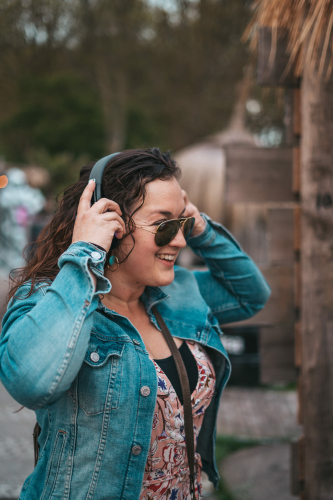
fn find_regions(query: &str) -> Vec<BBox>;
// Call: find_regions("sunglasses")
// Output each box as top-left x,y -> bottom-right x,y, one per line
135,217 -> 195,247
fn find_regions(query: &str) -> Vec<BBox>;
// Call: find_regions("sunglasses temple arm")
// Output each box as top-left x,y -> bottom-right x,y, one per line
135,226 -> 156,235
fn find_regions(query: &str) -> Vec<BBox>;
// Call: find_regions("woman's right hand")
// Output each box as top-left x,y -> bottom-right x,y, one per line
72,179 -> 126,252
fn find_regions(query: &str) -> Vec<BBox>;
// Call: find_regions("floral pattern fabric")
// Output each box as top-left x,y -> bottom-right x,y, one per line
140,341 -> 216,500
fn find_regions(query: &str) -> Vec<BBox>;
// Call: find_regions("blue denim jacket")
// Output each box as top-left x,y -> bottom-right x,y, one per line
0,214 -> 270,500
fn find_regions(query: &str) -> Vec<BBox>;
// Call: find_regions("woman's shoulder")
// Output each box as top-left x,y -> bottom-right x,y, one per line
172,265 -> 200,288
162,265 -> 205,302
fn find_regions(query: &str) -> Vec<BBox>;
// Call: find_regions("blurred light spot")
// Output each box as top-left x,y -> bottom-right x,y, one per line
222,335 -> 245,356
256,126 -> 283,147
0,175 -> 8,188
139,27 -> 156,41
246,99 -> 261,115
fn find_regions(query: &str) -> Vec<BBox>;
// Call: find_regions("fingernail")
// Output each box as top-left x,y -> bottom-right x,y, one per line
89,178 -> 96,184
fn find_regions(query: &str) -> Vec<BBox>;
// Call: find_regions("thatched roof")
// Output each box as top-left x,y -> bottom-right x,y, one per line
245,0 -> 333,80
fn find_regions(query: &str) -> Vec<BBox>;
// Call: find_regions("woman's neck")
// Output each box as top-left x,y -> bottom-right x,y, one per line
101,270 -> 145,316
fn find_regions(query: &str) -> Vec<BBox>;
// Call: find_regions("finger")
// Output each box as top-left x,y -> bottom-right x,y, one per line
90,198 -> 122,217
77,179 -> 96,215
114,222 -> 126,239
101,212 -> 126,233
103,218 -> 126,239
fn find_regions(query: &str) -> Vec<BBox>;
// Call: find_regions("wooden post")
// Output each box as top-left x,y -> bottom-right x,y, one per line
301,62 -> 333,497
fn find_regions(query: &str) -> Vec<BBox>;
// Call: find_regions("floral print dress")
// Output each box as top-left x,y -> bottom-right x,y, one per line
139,341 -> 216,500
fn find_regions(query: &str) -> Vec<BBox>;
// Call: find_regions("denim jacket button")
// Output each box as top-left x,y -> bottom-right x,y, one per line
90,352 -> 100,363
132,445 -> 142,455
132,339 -> 140,346
140,386 -> 150,397
90,251 -> 101,260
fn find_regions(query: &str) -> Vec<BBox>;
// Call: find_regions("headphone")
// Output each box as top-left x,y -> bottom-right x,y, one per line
88,152 -> 120,204
88,152 -> 121,253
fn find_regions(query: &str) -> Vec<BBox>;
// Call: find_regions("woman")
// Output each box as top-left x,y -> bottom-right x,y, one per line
0,148 -> 270,500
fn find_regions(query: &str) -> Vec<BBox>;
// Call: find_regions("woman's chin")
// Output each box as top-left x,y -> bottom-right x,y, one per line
149,267 -> 175,287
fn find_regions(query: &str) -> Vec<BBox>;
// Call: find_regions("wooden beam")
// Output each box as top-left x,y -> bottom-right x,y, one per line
294,205 -> 301,252
295,321 -> 302,368
294,88 -> 301,136
294,261 -> 301,310
301,54 -> 333,498
291,437 -> 305,495
293,147 -> 301,194
297,375 -> 303,425
225,147 -> 294,203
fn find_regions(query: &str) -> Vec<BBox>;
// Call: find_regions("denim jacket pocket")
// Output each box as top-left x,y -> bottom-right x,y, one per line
73,333 -> 125,415
41,429 -> 67,500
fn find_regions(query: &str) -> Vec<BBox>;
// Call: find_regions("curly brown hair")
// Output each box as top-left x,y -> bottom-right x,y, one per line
8,148 -> 181,302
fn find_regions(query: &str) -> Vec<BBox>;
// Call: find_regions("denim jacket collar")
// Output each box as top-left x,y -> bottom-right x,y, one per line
96,285 -> 170,316
96,273 -> 210,336
140,285 -> 170,313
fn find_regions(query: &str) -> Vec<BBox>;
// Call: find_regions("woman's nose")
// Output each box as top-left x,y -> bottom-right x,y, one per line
170,226 -> 187,248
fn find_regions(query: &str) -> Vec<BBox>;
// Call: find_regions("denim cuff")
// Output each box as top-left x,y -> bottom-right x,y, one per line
58,241 -> 111,295
187,213 -> 242,250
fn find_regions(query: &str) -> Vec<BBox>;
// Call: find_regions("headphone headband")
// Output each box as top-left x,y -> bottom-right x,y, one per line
89,152 -> 120,204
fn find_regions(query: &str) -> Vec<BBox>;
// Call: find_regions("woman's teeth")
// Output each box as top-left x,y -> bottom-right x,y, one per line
157,254 -> 175,261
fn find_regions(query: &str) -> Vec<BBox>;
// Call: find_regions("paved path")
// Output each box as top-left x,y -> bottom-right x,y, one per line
221,444 -> 295,500
0,384 -> 35,499
217,387 -> 301,439
217,388 -> 300,500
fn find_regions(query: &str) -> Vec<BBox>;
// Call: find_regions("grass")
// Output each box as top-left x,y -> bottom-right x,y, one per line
259,381 -> 297,392
214,435 -> 262,500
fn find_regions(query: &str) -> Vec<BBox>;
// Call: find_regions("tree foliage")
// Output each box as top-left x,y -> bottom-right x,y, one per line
1,73 -> 105,161
0,0 -> 253,192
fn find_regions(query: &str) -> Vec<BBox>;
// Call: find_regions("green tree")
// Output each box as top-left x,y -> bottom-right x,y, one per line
0,0 -> 255,171
1,73 -> 105,162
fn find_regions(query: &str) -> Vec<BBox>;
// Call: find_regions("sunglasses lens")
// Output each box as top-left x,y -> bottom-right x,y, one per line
183,217 -> 195,239
155,220 -> 180,246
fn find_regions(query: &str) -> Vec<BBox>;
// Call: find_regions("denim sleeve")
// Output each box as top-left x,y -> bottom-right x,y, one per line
0,241 -> 111,410
187,214 -> 271,324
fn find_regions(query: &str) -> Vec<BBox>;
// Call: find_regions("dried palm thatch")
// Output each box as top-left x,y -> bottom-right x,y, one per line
244,0 -> 333,81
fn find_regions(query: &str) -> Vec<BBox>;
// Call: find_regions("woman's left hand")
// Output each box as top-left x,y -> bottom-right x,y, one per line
182,190 -> 206,237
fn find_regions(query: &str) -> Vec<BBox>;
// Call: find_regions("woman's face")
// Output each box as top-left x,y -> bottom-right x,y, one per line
114,177 -> 187,288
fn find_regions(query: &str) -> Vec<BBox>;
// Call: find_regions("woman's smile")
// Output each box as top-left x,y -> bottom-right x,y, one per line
156,252 -> 177,265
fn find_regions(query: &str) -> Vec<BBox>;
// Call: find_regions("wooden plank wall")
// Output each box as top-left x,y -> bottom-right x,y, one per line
223,87 -> 303,386
225,147 -> 294,203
